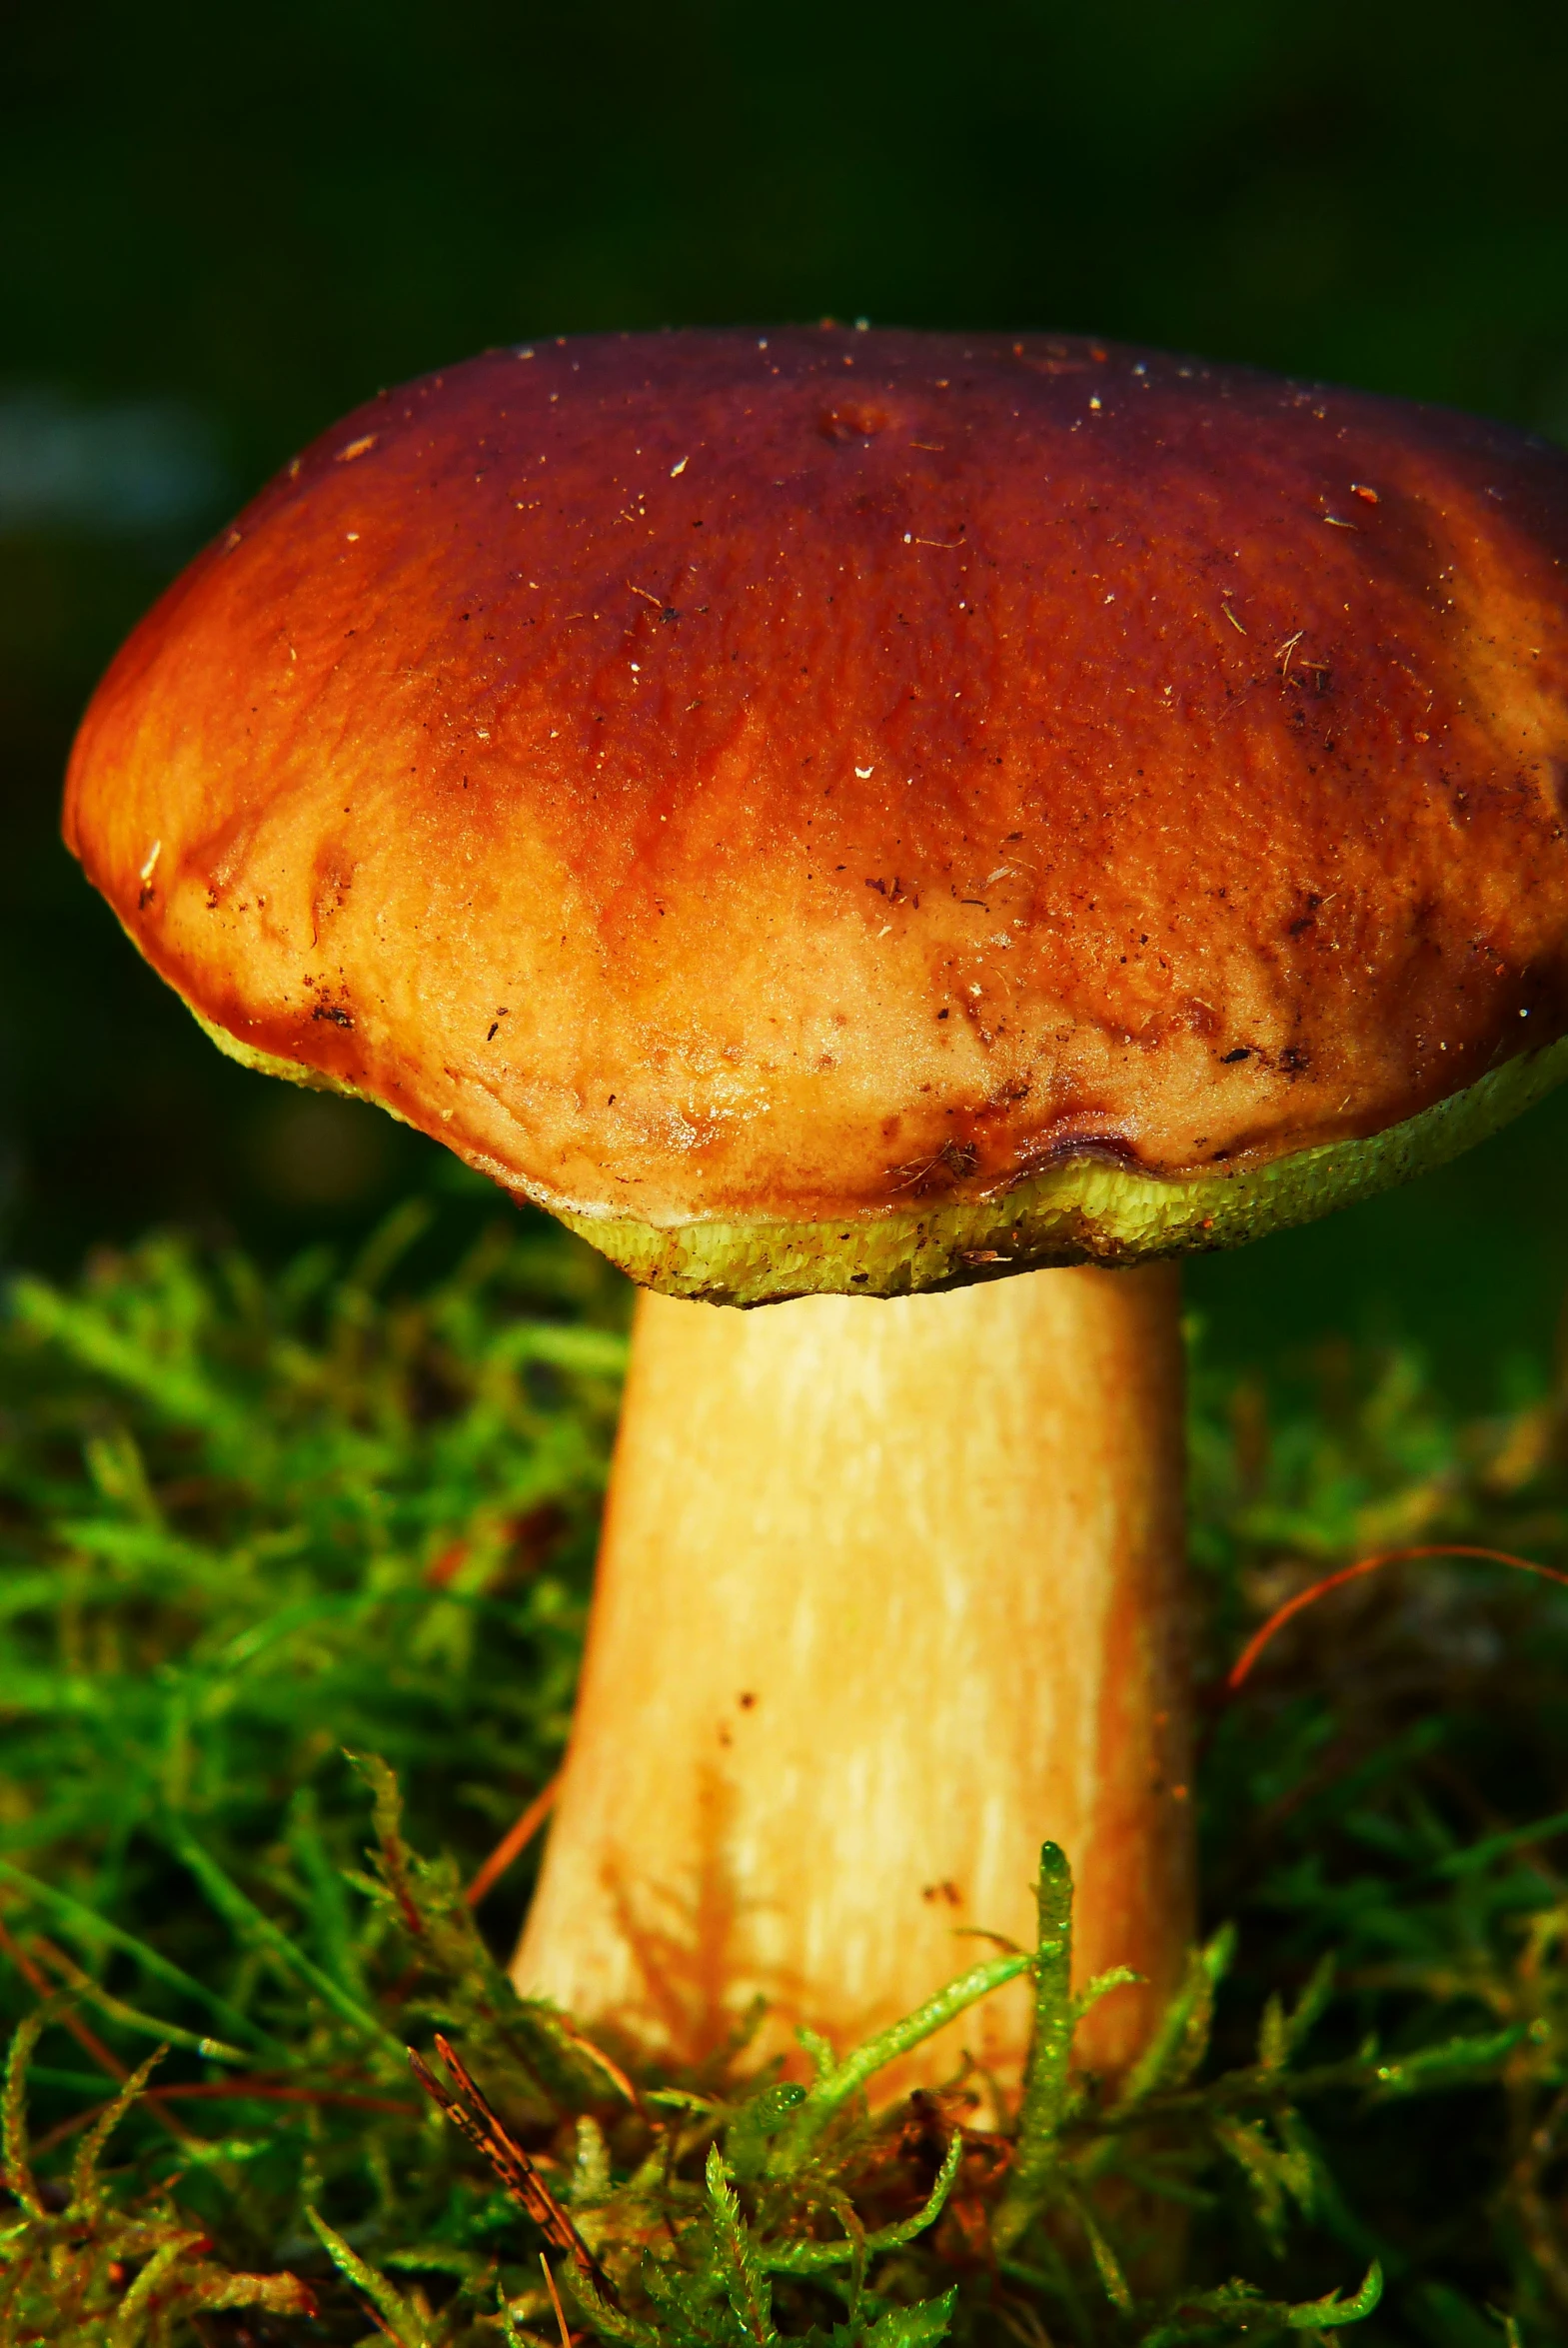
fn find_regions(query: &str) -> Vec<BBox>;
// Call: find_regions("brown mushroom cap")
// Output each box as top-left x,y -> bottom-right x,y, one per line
64,329 -> 1568,1300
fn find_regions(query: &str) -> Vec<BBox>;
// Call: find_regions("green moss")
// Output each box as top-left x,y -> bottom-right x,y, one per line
4,1208 -> 1568,2340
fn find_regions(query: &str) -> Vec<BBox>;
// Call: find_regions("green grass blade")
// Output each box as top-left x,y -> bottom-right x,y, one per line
771,1951 -> 1033,2170
993,1842 -> 1074,2250
161,1815 -> 398,2054
287,1785 -> 368,2005
28,1954 -> 251,2067
0,1858 -> 279,2057
1428,1804 -> 1568,1876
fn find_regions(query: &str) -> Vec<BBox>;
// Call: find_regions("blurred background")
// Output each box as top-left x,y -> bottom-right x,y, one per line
3,0 -> 1567,1391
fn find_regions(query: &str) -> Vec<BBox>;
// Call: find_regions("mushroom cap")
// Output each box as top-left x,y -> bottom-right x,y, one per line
65,329 -> 1568,1301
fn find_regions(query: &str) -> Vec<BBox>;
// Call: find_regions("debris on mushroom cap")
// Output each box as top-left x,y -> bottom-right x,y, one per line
63,330 -> 1568,1301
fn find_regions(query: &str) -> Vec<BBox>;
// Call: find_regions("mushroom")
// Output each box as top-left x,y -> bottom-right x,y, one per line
64,330 -> 1568,2093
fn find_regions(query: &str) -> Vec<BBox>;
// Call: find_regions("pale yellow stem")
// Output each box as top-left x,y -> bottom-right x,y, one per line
514,1263 -> 1192,2097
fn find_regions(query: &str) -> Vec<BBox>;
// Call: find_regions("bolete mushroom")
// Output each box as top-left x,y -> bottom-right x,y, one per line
63,330 -> 1568,2095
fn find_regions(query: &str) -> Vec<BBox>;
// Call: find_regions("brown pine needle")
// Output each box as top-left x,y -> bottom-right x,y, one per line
407,2033 -> 619,2305
541,2249 -> 576,2348
1228,1542 -> 1568,1690
0,1914 -> 127,2083
465,1773 -> 561,1907
0,1917 -> 202,2149
550,2016 -> 642,2113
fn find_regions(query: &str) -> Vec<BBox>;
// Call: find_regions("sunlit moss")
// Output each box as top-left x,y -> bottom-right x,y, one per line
3,1211 -> 1568,2340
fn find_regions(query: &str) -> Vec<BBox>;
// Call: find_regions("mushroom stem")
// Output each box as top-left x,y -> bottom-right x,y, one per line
513,1262 -> 1193,2095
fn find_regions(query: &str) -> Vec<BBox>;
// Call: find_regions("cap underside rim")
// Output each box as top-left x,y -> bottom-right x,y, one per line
189,1004 -> 1568,1307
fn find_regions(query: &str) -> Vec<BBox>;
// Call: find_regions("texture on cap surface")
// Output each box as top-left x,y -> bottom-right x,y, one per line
65,330 -> 1568,1299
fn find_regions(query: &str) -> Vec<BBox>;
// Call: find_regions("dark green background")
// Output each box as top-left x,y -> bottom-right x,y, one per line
4,0 -> 1567,1387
